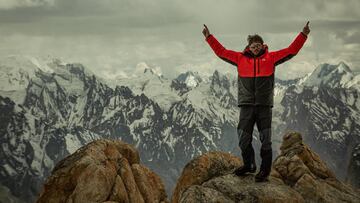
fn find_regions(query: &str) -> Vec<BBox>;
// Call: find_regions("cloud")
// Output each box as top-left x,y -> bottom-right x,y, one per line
0,0 -> 54,10
334,30 -> 360,45
0,0 -> 359,80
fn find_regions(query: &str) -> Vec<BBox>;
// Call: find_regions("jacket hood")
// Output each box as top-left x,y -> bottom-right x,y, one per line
243,44 -> 268,58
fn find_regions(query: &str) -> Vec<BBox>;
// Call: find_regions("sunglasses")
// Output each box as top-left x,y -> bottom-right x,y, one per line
249,43 -> 263,49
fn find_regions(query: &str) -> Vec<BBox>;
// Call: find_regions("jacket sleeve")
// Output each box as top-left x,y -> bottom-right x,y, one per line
270,32 -> 308,66
206,34 -> 240,66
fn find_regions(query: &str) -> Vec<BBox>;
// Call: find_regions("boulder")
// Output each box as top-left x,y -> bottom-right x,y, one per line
171,151 -> 241,203
36,139 -> 169,203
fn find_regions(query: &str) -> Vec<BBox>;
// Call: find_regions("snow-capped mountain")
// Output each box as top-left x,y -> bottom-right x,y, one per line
1,56 -> 359,202
280,62 -> 360,179
0,56 -> 241,202
0,55 -> 41,105
113,62 -> 182,111
300,62 -> 354,88
175,71 -> 203,88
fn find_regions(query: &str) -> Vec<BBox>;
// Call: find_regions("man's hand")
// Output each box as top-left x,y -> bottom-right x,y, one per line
202,24 -> 210,38
302,21 -> 310,36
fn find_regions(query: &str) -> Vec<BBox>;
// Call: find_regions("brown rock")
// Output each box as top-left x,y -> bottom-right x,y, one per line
113,140 -> 140,165
182,174 -> 304,203
173,151 -> 303,203
273,131 -> 360,202
173,131 -> 360,203
36,139 -> 168,203
171,151 -> 241,203
119,158 -> 145,203
132,164 -> 167,203
108,175 -> 129,202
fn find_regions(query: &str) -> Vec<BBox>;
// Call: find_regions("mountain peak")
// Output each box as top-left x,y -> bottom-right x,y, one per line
134,62 -> 163,78
175,71 -> 203,88
0,55 -> 71,74
337,61 -> 352,73
301,62 -> 354,88
210,70 -> 231,90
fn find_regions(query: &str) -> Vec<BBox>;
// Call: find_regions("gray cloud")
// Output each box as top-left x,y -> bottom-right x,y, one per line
335,30 -> 360,45
0,0 -> 54,10
0,0 -> 359,80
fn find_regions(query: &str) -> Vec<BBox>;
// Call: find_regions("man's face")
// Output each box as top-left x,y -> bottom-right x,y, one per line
249,42 -> 263,56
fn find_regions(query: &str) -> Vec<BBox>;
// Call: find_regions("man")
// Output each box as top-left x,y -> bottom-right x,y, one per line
203,22 -> 310,182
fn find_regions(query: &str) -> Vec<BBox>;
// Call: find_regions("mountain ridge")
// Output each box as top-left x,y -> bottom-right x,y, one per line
0,56 -> 359,202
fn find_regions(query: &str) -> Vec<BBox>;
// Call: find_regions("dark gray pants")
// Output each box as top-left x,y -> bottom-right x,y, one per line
237,105 -> 272,172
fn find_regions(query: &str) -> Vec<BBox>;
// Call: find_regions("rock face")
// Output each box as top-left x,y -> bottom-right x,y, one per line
346,143 -> 360,189
171,151 -> 242,203
272,131 -> 359,203
36,139 -> 168,203
172,131 -> 360,203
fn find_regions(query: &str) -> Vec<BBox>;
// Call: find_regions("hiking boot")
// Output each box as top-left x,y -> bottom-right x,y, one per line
255,170 -> 270,182
255,149 -> 272,182
234,164 -> 256,176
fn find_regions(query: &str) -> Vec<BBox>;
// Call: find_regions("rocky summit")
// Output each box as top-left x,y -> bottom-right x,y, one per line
36,139 -> 169,203
172,131 -> 360,203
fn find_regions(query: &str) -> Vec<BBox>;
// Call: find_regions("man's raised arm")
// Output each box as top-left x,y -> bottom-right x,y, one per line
203,24 -> 240,67
270,21 -> 310,66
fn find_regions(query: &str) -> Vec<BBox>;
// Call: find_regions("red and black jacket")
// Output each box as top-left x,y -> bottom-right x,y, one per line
206,32 -> 307,107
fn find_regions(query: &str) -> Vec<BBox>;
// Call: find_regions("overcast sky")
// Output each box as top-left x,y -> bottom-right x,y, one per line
0,0 -> 359,80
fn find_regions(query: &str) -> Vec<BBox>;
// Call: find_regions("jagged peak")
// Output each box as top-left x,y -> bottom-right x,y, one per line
210,70 -> 234,81
210,70 -> 221,82
175,71 -> 203,88
0,55 -> 41,73
300,62 -> 354,88
337,61 -> 352,73
210,69 -> 232,86
0,54 -> 98,80
316,62 -> 352,76
178,70 -> 200,78
134,62 -> 163,78
0,55 -> 70,73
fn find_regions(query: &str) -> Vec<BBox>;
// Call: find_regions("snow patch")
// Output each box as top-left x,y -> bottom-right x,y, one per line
65,134 -> 82,154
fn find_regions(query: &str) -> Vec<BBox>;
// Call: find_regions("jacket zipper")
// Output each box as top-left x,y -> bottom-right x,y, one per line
253,58 -> 256,77
253,58 -> 256,104
257,58 -> 260,74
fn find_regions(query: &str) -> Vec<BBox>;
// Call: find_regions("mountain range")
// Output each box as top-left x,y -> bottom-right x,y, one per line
0,55 -> 359,202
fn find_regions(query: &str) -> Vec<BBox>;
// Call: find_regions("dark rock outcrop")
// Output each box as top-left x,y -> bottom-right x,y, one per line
172,131 -> 360,203
346,143 -> 360,189
36,139 -> 169,203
